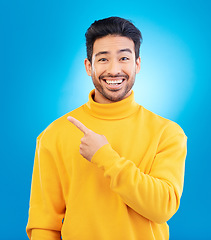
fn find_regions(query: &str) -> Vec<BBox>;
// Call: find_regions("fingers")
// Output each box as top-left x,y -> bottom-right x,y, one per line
67,116 -> 90,134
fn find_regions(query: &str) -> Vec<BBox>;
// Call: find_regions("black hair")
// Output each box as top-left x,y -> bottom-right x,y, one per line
85,16 -> 143,62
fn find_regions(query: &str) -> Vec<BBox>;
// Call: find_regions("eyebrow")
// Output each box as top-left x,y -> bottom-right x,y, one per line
95,51 -> 109,57
94,48 -> 133,57
118,48 -> 132,54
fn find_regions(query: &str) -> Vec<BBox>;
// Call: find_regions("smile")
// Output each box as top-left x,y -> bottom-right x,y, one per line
105,79 -> 124,85
100,77 -> 127,91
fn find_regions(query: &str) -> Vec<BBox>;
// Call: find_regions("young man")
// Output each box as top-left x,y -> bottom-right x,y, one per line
26,17 -> 187,240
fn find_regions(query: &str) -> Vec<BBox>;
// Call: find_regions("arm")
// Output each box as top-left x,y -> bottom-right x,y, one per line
31,229 -> 61,240
91,124 -> 187,224
67,117 -> 187,224
26,132 -> 65,240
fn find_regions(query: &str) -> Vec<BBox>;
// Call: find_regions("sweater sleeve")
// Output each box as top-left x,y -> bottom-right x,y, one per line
91,123 -> 187,224
31,229 -> 61,240
26,132 -> 65,239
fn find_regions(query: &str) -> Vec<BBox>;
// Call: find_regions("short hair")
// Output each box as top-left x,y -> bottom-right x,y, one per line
85,16 -> 143,62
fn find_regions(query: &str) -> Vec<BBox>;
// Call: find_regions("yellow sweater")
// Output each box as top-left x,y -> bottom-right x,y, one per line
26,90 -> 187,240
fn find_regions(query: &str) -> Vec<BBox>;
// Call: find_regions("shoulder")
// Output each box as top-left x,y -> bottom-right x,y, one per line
139,105 -> 186,138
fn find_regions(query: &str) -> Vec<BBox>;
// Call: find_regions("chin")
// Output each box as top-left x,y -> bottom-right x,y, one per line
103,89 -> 131,102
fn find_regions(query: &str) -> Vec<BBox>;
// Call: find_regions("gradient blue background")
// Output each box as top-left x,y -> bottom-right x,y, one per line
1,0 -> 211,239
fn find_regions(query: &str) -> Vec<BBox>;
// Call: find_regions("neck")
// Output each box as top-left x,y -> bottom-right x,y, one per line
84,89 -> 139,120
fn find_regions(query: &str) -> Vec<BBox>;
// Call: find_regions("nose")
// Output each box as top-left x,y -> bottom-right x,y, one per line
107,60 -> 121,75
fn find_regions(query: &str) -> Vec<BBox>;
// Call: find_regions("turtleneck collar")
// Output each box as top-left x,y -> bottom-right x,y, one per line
83,90 -> 140,120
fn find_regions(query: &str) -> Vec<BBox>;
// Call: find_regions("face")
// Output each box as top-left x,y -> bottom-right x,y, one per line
84,35 -> 141,103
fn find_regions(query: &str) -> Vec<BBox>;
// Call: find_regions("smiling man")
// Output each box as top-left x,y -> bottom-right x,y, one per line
26,17 -> 187,240
85,35 -> 140,103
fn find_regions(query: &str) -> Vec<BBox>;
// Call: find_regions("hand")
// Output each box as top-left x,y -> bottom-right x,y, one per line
67,116 -> 109,161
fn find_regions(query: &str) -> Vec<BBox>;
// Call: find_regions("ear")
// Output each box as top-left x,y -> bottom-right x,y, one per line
135,57 -> 141,74
84,58 -> 92,76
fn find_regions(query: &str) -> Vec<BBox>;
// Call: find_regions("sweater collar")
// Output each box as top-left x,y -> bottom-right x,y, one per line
83,90 -> 139,120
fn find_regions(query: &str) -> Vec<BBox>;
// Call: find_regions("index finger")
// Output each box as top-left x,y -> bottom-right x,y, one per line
67,116 -> 90,134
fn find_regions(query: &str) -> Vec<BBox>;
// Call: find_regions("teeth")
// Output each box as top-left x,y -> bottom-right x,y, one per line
105,79 -> 123,84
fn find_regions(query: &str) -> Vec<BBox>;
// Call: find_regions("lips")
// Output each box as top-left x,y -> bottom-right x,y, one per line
100,78 -> 125,91
98,74 -> 129,91
99,74 -> 128,89
104,78 -> 124,85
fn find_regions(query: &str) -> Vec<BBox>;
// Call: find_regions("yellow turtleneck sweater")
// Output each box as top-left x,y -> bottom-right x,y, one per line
26,90 -> 187,240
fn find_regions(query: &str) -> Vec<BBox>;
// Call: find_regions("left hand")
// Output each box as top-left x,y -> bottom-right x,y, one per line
67,116 -> 109,161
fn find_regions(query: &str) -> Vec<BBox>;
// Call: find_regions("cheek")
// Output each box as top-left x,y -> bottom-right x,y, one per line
91,66 -> 97,78
91,68 -> 100,81
124,64 -> 136,76
92,65 -> 106,77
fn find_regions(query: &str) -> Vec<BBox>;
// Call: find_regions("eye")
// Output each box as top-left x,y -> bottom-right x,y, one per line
98,58 -> 108,62
120,57 -> 129,61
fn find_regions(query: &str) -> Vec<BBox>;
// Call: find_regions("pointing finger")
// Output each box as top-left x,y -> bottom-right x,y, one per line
67,116 -> 90,134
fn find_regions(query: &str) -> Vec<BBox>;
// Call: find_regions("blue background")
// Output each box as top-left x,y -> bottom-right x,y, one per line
1,0 -> 211,239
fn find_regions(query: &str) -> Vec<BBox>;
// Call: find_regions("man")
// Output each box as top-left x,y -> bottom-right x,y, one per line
26,17 -> 187,240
